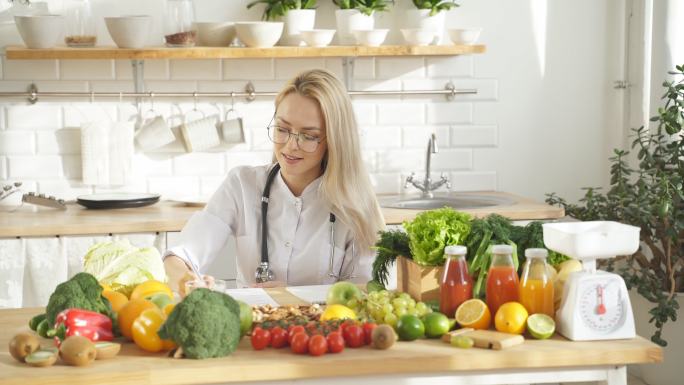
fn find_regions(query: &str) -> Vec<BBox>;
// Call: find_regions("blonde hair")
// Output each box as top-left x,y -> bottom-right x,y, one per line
274,69 -> 385,253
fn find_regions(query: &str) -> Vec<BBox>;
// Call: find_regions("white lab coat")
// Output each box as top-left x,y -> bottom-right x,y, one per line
164,164 -> 372,288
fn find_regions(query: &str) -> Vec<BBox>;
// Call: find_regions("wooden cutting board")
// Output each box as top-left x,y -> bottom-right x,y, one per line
441,328 -> 525,350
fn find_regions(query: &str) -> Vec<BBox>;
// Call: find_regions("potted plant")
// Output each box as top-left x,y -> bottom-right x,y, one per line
333,0 -> 393,45
546,65 -> 683,384
406,0 -> 459,45
246,0 -> 317,46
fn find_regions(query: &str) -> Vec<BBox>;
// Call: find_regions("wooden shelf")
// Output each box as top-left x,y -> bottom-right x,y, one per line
5,44 -> 485,60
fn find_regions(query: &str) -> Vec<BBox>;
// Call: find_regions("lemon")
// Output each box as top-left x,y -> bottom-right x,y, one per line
526,313 -> 555,339
494,302 -> 528,335
320,304 -> 357,321
455,299 -> 491,330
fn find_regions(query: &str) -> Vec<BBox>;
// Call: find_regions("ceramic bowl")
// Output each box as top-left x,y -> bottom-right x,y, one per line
400,28 -> 435,46
235,22 -> 284,48
14,15 -> 64,49
193,22 -> 236,47
448,28 -> 482,45
352,29 -> 388,47
105,16 -> 151,49
300,29 -> 336,47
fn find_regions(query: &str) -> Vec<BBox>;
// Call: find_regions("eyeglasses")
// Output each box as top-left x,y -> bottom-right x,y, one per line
267,124 -> 325,153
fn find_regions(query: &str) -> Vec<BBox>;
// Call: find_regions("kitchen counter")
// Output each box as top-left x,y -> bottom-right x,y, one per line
0,192 -> 564,238
0,290 -> 662,385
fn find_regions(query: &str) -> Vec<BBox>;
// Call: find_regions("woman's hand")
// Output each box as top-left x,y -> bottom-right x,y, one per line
179,272 -> 216,297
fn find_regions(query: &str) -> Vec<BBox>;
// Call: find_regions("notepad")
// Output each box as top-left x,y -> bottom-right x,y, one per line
286,285 -> 332,305
225,288 -> 279,306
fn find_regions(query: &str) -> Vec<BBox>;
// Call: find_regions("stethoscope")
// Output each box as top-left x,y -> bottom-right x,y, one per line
254,163 -> 356,283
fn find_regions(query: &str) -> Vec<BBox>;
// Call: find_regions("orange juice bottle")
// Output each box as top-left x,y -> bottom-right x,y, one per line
519,248 -> 555,318
486,245 -> 520,317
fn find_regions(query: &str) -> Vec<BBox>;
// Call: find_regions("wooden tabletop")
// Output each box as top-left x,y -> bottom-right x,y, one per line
0,300 -> 662,385
0,192 -> 564,238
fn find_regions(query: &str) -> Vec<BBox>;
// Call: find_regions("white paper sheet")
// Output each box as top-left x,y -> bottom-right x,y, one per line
225,288 -> 279,306
286,285 -> 332,304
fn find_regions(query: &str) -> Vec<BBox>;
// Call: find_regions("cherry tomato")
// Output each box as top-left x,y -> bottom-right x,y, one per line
290,332 -> 309,354
362,322 -> 377,345
270,326 -> 288,349
339,319 -> 356,334
326,331 -> 345,353
251,327 -> 271,350
288,325 -> 306,345
308,334 -> 328,356
343,324 -> 365,348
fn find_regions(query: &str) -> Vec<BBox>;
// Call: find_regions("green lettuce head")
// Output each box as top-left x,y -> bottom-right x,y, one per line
403,208 -> 472,266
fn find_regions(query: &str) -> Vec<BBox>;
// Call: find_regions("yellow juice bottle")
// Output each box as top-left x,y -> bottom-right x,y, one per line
519,248 -> 555,318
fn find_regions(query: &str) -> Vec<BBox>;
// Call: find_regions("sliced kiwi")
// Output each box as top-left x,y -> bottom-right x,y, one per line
59,336 -> 96,367
8,333 -> 41,363
94,342 -> 121,360
25,349 -> 58,367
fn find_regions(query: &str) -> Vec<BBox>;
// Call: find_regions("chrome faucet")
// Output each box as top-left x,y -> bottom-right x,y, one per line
404,133 -> 451,198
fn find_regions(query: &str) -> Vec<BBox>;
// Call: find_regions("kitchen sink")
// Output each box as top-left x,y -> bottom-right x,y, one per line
380,193 -> 516,210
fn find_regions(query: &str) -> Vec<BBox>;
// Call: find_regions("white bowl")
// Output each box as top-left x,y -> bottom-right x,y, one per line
193,22 -> 236,47
105,16 -> 151,49
300,29 -> 336,48
352,29 -> 388,47
14,15 -> 63,49
235,22 -> 284,48
448,28 -> 482,45
401,28 -> 435,46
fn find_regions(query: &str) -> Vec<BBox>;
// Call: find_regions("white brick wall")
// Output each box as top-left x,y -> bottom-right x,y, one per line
0,131 -> 34,155
60,60 -> 115,80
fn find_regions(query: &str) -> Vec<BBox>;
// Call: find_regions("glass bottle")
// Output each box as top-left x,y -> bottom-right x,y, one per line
519,248 -> 555,318
164,0 -> 197,47
439,245 -> 472,317
485,244 -> 520,316
64,0 -> 96,47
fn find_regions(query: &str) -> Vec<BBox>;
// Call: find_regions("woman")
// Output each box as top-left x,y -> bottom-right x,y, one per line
163,69 -> 385,293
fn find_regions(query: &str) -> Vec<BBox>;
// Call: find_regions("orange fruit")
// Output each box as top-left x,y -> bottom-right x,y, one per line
130,280 -> 173,301
117,298 -> 157,339
102,290 -> 129,313
494,302 -> 528,335
455,299 -> 491,330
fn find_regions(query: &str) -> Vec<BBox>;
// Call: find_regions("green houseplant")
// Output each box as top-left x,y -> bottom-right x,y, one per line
247,0 -> 317,21
333,0 -> 393,45
411,0 -> 459,16
246,0 -> 317,46
546,64 -> 684,346
332,0 -> 393,16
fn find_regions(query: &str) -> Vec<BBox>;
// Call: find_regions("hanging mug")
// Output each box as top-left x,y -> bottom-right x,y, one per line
135,105 -> 175,151
219,107 -> 245,144
180,107 -> 221,152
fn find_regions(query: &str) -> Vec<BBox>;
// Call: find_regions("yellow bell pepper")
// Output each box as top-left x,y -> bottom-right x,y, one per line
132,307 -> 176,352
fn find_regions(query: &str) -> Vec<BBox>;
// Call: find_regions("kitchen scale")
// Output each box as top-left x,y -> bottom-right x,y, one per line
543,221 -> 640,341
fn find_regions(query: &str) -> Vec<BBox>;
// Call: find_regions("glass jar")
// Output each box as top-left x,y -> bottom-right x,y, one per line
64,0 -> 96,47
485,244 -> 520,316
519,248 -> 555,318
164,0 -> 196,47
439,245 -> 472,317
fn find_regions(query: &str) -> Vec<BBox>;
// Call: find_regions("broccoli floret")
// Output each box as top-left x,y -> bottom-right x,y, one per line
45,272 -> 115,326
158,288 -> 241,359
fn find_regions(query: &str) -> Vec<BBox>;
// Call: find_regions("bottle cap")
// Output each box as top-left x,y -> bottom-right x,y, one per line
444,245 -> 467,256
525,248 -> 548,259
491,244 -> 514,255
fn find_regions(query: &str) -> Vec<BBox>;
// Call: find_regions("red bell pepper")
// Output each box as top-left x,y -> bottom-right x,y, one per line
49,308 -> 114,346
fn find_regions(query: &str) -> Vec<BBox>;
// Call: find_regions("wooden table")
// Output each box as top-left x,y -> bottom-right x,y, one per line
0,290 -> 662,385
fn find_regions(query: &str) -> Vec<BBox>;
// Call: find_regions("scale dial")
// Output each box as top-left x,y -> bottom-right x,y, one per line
578,280 -> 625,333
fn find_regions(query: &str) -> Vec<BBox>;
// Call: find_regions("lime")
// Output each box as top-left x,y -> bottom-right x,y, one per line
396,314 -> 425,341
526,313 -> 555,339
237,300 -> 253,337
450,335 -> 474,349
423,312 -> 450,338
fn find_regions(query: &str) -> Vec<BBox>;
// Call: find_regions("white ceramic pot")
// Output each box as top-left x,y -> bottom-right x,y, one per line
193,22 -> 236,47
335,9 -> 374,45
280,9 -> 315,46
105,16 -> 151,49
629,290 -> 684,385
14,15 -> 64,49
404,9 -> 445,45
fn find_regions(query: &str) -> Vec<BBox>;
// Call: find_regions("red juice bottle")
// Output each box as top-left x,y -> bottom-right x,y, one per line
486,244 -> 520,317
440,245 -> 473,317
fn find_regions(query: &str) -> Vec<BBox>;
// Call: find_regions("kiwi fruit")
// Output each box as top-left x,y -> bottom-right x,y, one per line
59,336 -> 96,367
94,342 -> 121,360
25,349 -> 58,367
8,333 -> 41,363
371,324 -> 397,350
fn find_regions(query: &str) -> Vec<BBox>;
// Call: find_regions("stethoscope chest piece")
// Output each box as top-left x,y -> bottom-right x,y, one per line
255,261 -> 274,283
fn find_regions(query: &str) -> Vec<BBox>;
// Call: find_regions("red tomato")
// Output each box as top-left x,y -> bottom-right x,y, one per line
288,325 -> 306,345
362,322 -> 377,345
326,331 -> 345,353
308,334 -> 328,356
270,326 -> 288,349
251,327 -> 271,350
343,324 -> 365,348
339,319 -> 356,334
290,332 -> 309,354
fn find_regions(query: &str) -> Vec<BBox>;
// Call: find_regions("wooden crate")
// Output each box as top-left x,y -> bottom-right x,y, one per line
396,255 -> 443,301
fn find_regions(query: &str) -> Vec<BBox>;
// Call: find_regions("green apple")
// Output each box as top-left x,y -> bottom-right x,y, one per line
237,300 -> 253,337
326,281 -> 363,306
145,292 -> 173,309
